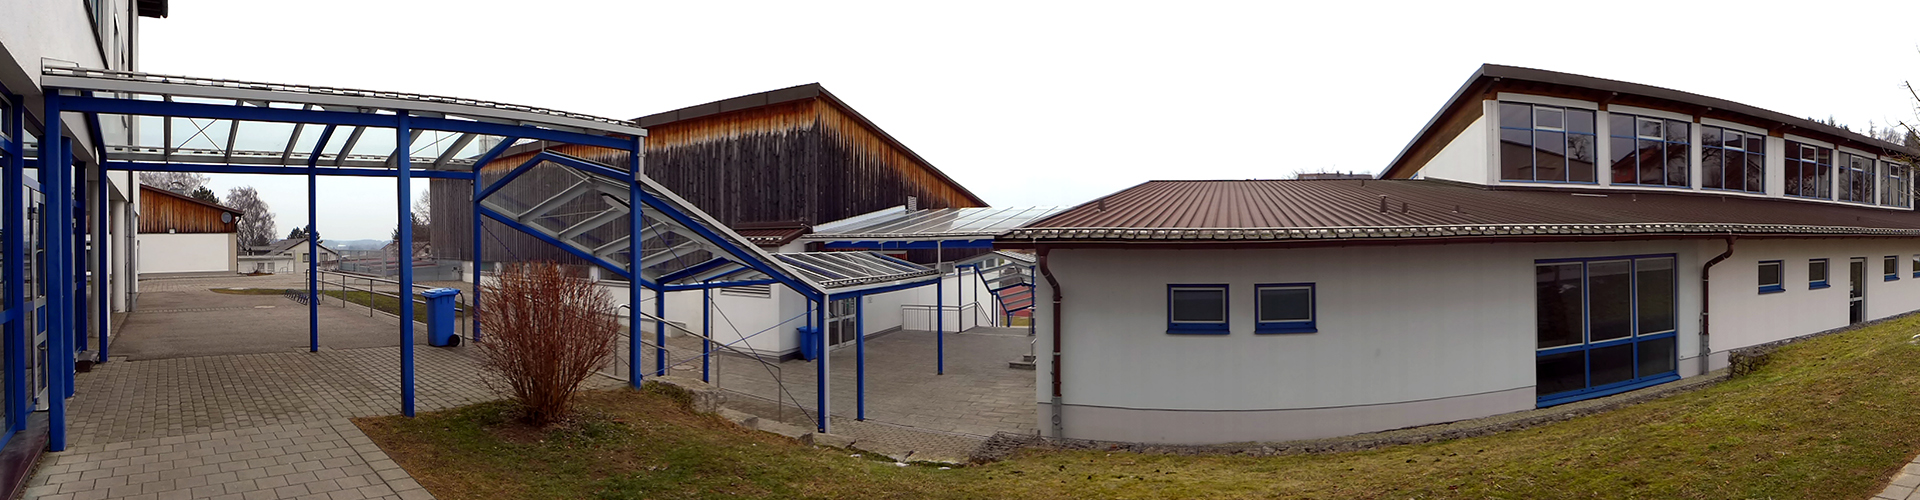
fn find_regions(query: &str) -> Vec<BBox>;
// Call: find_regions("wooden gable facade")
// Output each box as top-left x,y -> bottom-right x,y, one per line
430,83 -> 987,264
137,185 -> 239,234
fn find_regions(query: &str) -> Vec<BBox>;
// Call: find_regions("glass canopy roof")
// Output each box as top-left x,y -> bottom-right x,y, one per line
804,206 -> 1069,242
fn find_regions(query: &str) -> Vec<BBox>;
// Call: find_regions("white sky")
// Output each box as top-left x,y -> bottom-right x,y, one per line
142,1 -> 1920,241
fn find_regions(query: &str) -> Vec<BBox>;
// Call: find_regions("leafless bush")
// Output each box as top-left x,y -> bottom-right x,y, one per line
475,261 -> 619,426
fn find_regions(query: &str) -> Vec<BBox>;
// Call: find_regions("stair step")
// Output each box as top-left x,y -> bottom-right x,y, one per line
1008,360 -> 1036,370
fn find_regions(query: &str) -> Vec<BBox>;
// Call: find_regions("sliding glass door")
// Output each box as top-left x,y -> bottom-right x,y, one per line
1535,254 -> 1679,406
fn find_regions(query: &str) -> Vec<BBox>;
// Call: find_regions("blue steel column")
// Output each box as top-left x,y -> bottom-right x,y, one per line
44,95 -> 67,450
94,162 -> 107,361
471,168 -> 482,342
396,113 -> 416,417
304,125 -> 335,353
936,242 -> 943,375
855,294 -> 865,421
628,136 -> 643,387
701,287 -> 710,383
6,90 -> 27,432
654,288 -> 665,376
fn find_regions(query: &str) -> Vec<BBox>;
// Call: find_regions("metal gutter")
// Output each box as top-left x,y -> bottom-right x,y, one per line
1700,237 -> 1735,376
1038,246 -> 1064,438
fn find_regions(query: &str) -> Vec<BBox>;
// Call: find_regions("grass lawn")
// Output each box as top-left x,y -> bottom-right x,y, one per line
211,287 -> 464,323
355,314 -> 1920,499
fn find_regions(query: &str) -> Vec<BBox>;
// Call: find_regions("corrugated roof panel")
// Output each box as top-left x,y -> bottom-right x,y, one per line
1010,179 -> 1920,242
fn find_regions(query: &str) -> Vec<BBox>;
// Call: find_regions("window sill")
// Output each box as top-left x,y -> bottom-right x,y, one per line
1887,276 -> 1901,282
1810,282 -> 1831,290
1758,285 -> 1785,294
1255,324 -> 1317,334
1166,325 -> 1229,335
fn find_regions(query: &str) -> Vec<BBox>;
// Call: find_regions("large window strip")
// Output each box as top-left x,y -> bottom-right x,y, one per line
1784,141 -> 1834,199
1883,161 -> 1912,208
1839,152 -> 1877,204
1499,102 -> 1598,184
1608,114 -> 1691,188
1535,255 -> 1678,406
1700,125 -> 1765,193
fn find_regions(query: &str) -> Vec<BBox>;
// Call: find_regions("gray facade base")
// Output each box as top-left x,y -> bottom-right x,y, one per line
1043,386 -> 1535,445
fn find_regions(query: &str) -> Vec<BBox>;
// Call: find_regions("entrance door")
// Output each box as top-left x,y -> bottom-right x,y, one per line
23,187 -> 46,410
827,298 -> 857,350
1850,257 -> 1866,324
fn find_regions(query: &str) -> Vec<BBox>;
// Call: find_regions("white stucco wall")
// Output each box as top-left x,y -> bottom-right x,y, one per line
1415,111 -> 1489,184
1034,237 -> 1920,444
137,233 -> 234,274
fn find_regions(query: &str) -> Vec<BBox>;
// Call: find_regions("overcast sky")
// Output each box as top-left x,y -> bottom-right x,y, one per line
142,1 -> 1920,241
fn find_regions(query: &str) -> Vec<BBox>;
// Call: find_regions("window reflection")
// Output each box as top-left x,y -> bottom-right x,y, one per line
1500,102 -> 1596,183
1784,141 -> 1833,199
1610,113 -> 1690,188
1701,125 -> 1764,193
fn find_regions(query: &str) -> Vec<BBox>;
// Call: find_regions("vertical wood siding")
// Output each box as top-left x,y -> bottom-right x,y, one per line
138,189 -> 236,234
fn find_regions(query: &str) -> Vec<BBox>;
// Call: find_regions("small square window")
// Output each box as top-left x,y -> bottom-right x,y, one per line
1886,256 -> 1901,281
1758,260 -> 1784,294
1168,285 -> 1228,334
1255,283 -> 1316,334
1810,259 -> 1830,289
1911,255 -> 1919,279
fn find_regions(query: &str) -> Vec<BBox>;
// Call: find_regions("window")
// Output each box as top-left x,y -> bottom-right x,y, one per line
1758,260 -> 1784,293
1886,256 -> 1900,281
1912,255 -> 1919,279
1609,114 -> 1691,188
1254,283 -> 1315,334
1810,258 -> 1830,289
1884,161 -> 1913,208
1535,255 -> 1678,406
1167,285 -> 1228,334
1500,102 -> 1597,183
1839,153 -> 1877,204
1784,141 -> 1834,199
1700,125 -> 1765,193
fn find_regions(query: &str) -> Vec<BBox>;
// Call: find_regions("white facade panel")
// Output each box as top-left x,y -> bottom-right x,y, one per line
137,233 -> 235,274
1413,112 -> 1489,184
1035,237 -> 1920,444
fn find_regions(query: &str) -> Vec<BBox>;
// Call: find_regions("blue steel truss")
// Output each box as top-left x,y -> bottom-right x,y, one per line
15,69 -> 863,450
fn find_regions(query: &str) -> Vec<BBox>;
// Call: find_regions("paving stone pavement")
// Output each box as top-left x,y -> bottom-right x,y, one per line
1880,459 -> 1920,499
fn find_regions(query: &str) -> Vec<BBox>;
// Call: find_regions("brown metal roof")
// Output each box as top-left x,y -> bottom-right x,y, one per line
1004,179 -> 1920,244
1379,64 -> 1918,180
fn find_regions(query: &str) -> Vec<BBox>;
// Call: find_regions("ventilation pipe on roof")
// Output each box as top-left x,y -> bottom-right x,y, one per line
1038,245 -> 1065,438
1700,236 -> 1735,376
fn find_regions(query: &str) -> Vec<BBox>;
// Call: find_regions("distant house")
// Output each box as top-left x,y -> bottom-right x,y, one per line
238,237 -> 339,275
136,185 -> 241,276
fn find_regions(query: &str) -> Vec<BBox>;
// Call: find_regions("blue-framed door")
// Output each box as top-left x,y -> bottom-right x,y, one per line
1535,254 -> 1681,407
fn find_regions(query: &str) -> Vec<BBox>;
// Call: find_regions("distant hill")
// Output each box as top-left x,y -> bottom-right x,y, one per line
323,239 -> 387,251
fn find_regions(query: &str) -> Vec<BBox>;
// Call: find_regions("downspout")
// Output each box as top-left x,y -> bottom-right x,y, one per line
1700,236 -> 1735,376
1038,245 -> 1064,438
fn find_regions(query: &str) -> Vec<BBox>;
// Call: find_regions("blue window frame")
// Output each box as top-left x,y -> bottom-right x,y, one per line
1911,255 -> 1919,279
1535,255 -> 1679,407
1810,258 -> 1831,289
1254,283 -> 1315,334
1784,141 -> 1834,199
1167,284 -> 1229,334
1499,102 -> 1598,184
1758,260 -> 1784,294
1885,255 -> 1900,281
1700,125 -> 1764,194
1608,114 -> 1691,188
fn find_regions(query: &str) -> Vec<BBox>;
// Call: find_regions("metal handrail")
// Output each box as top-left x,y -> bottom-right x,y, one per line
610,303 -> 809,427
311,269 -> 467,338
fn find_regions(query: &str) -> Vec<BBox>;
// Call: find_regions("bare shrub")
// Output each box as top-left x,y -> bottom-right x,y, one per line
475,261 -> 620,426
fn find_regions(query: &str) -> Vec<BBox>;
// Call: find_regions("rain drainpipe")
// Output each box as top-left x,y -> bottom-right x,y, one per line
1038,246 -> 1064,438
1700,236 -> 1735,376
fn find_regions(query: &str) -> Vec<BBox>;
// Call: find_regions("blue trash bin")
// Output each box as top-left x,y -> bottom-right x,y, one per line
422,288 -> 462,347
797,326 -> 820,360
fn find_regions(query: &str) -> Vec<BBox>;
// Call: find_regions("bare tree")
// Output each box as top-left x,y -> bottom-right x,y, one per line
138,172 -> 210,193
226,186 -> 276,247
475,261 -> 620,426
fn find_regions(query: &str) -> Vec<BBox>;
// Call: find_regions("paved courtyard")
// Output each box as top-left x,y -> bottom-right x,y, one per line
636,326 -> 1037,437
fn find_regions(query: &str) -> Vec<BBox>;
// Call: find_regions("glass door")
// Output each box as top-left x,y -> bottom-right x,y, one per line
827,298 -> 857,350
1849,257 -> 1866,324
25,187 -> 45,411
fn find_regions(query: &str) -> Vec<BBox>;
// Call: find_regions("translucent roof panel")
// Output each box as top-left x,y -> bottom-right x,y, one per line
773,252 -> 939,290
805,206 -> 1069,241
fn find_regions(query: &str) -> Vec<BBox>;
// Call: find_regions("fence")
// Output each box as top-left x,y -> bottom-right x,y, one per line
310,269 -> 469,339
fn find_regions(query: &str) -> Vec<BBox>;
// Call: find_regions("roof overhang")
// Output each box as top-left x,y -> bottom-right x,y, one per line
802,205 -> 1069,249
1378,64 -> 1919,180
